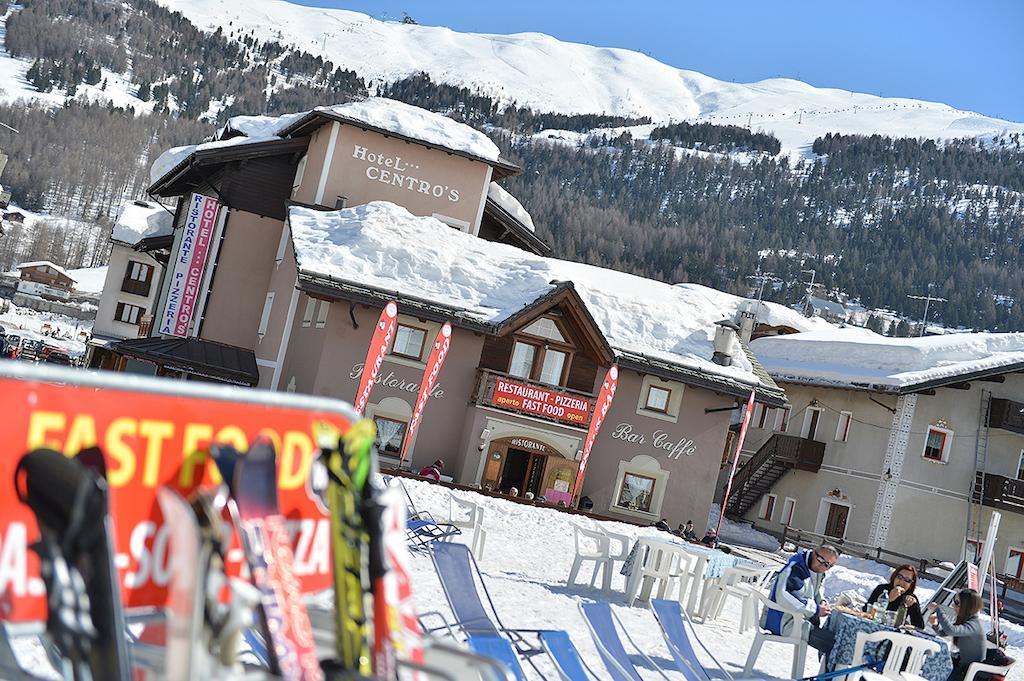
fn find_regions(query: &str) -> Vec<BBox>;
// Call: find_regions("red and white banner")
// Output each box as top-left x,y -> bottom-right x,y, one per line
159,193 -> 219,337
967,562 -> 980,591
716,390 -> 757,538
491,378 -> 590,425
353,301 -> 399,415
571,365 -> 618,497
400,323 -> 451,465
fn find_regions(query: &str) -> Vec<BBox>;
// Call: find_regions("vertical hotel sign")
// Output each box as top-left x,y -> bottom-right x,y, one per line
159,193 -> 219,337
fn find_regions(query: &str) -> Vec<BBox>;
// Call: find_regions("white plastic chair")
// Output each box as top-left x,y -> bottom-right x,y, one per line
567,524 -> 612,591
699,565 -> 766,632
744,588 -> 811,680
448,495 -> 487,559
626,542 -> 692,607
604,529 -> 632,587
964,658 -> 1014,681
851,630 -> 940,681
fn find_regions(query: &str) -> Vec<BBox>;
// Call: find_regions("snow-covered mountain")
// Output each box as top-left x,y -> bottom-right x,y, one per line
159,0 -> 1023,154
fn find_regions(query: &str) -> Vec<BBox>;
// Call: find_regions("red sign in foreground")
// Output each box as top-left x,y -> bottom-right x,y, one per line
0,364 -> 356,623
492,378 -> 591,426
571,365 -> 618,498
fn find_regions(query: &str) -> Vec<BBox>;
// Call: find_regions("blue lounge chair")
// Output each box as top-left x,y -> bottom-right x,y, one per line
468,635 -> 527,681
651,598 -> 732,681
430,543 -> 593,680
540,630 -> 596,681
579,601 -> 668,681
389,477 -> 462,550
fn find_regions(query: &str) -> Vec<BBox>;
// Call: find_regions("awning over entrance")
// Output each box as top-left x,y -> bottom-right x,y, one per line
111,336 -> 258,386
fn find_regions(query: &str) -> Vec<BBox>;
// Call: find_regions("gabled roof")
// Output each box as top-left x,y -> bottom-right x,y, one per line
287,201 -> 784,404
148,137 -> 309,196
17,260 -> 71,279
483,183 -> 551,255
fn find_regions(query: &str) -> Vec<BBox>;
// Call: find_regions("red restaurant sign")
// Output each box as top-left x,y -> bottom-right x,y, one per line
492,378 -> 590,426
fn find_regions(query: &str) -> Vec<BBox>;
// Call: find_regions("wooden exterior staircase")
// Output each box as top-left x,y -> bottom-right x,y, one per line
724,433 -> 826,517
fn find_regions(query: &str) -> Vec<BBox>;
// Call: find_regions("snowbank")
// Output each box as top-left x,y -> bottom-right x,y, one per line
67,266 -> 108,294
315,98 -> 500,162
289,201 -> 768,389
706,504 -> 782,552
487,182 -> 536,232
751,328 -> 1024,389
111,200 -> 174,246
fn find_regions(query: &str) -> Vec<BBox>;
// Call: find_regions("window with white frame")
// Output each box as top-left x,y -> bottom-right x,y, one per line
1017,450 -> 1024,480
758,494 -> 777,521
508,341 -> 536,379
372,415 -> 408,456
115,301 -> 145,325
392,324 -> 427,361
802,407 -> 824,440
538,348 -> 567,386
758,405 -> 774,429
835,411 -> 853,442
1006,548 -> 1024,580
923,426 -> 953,462
636,376 -> 683,422
610,455 -> 668,518
781,497 -> 796,526
775,407 -> 791,433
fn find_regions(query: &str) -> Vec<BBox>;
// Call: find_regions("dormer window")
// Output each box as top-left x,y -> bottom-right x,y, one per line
507,316 -> 573,387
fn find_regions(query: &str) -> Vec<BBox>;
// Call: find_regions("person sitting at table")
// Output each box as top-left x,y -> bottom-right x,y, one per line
762,544 -> 839,655
926,588 -> 985,681
862,564 -> 926,628
701,527 -> 719,548
679,520 -> 699,542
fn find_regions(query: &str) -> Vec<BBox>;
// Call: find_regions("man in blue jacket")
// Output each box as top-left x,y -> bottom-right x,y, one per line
762,544 -> 839,652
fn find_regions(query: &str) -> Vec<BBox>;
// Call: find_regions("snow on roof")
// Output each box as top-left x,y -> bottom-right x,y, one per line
673,283 -> 834,333
487,182 -> 535,232
148,134 -> 281,186
16,260 -> 71,279
67,266 -> 108,294
111,200 -> 174,245
219,110 -> 310,139
313,98 -> 500,162
750,327 -> 1024,391
289,201 -> 767,389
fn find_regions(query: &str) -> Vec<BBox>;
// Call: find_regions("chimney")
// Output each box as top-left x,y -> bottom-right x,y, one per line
713,320 -> 739,366
738,303 -> 757,344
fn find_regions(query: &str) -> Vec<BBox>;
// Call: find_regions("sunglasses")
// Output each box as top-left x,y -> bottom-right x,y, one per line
894,574 -> 913,584
813,551 -> 834,569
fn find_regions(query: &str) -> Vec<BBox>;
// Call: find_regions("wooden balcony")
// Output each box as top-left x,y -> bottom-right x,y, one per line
725,434 -> 825,516
990,399 -> 1024,436
472,368 -> 596,429
974,472 -> 1024,514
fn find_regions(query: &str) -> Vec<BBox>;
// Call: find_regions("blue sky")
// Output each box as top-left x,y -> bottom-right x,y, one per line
290,0 -> 1024,122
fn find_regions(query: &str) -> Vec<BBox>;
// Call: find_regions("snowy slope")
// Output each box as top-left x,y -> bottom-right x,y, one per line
158,0 -> 1024,154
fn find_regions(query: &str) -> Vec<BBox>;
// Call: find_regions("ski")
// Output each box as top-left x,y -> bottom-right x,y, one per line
376,484 -> 425,681
15,447 -> 131,681
226,437 -> 325,681
315,420 -> 376,678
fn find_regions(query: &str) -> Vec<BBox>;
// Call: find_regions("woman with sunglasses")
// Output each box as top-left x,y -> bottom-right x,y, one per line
862,564 -> 925,628
926,588 -> 985,681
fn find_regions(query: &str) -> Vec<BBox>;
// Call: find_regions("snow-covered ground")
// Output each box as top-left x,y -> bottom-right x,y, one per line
391,479 -> 1024,680
159,0 -> 1024,156
0,299 -> 93,356
67,266 -> 107,294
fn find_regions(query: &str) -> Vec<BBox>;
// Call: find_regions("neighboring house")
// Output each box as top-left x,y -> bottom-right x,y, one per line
15,260 -> 75,300
97,97 -> 788,526
87,200 -> 173,369
802,294 -> 850,324
728,327 -> 1024,572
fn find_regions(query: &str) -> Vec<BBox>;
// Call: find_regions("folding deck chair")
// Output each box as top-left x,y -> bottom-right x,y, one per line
429,542 -> 592,680
579,601 -> 669,681
389,477 -> 462,550
651,598 -> 736,681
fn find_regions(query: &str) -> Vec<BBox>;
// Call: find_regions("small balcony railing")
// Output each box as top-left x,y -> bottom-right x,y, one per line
989,398 -> 1024,436
974,472 -> 1024,514
472,368 -> 596,429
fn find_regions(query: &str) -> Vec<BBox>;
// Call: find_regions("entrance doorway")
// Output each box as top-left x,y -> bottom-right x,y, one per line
498,448 -> 547,496
823,503 -> 849,539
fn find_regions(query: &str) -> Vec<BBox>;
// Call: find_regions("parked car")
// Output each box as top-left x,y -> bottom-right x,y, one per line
20,339 -> 43,361
42,349 -> 72,366
4,334 -> 22,355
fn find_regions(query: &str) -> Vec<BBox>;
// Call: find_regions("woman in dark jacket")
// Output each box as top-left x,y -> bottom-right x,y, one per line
862,564 -> 925,628
927,588 -> 985,681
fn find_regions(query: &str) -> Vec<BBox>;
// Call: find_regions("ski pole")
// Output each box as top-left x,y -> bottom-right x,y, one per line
799,655 -> 881,681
